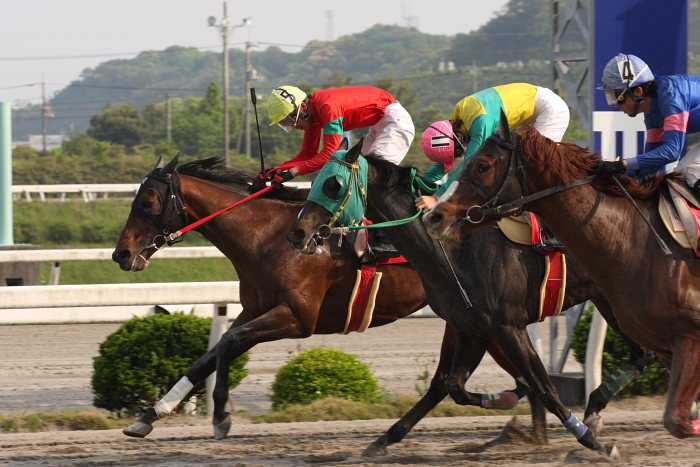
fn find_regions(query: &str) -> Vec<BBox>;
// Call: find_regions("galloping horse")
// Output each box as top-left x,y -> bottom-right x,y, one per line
424,112 -> 700,439
112,155 -> 533,445
287,141 -> 652,458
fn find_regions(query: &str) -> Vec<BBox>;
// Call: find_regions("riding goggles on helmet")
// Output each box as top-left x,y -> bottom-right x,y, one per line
277,105 -> 302,132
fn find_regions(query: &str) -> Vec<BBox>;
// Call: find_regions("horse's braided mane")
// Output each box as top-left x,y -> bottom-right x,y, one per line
518,128 -> 666,199
176,156 -> 309,203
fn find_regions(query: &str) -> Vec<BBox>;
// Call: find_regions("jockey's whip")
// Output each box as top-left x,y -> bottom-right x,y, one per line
250,88 -> 265,174
610,175 -> 672,255
437,239 -> 473,309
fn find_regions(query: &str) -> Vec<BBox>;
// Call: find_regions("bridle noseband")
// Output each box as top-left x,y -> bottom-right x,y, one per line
457,132 -> 596,224
132,171 -> 189,251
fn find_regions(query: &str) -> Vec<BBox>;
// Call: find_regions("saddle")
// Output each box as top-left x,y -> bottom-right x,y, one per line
658,179 -> 700,257
497,213 -> 567,322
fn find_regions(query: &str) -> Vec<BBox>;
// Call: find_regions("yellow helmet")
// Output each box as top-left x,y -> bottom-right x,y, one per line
266,85 -> 307,125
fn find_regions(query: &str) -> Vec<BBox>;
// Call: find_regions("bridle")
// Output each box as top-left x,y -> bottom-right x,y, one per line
131,170 -> 189,252
457,131 -> 596,224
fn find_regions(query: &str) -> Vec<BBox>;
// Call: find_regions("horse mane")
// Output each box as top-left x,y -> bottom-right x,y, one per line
364,155 -> 414,193
517,128 -> 666,199
176,157 -> 309,203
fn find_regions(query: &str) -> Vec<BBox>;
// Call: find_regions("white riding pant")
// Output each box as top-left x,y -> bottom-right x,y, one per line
516,87 -> 571,143
361,102 -> 415,165
675,144 -> 700,186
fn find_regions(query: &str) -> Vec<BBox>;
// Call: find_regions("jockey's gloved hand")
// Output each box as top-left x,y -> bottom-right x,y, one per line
272,170 -> 294,187
592,160 -> 626,178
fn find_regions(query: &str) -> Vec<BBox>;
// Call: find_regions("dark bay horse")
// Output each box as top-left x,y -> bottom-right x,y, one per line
287,142 -> 653,459
424,113 -> 700,439
112,155 -> 531,444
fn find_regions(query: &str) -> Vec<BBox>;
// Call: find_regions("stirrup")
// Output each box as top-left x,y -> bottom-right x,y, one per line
532,238 -> 566,254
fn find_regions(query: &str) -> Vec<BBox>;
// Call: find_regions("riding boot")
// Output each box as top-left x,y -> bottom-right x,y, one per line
532,223 -> 566,254
368,228 -> 400,258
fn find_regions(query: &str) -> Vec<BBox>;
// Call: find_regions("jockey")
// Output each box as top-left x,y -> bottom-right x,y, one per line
594,53 -> 700,195
265,85 -> 415,183
417,82 -> 570,251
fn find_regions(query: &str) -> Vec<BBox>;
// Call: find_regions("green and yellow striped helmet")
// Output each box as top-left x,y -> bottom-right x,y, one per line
266,85 -> 307,125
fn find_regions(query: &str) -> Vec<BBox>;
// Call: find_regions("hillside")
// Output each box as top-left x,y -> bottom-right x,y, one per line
12,0 -> 700,142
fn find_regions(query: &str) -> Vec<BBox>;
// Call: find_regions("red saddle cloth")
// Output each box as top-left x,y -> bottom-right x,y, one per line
344,255 -> 408,334
529,213 -> 566,321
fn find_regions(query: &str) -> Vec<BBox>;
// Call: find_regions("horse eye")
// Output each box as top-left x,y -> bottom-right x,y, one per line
476,162 -> 490,174
322,176 -> 345,200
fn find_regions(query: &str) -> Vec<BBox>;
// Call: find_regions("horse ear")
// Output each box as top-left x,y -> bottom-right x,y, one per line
162,153 -> 180,174
345,137 -> 363,163
339,137 -> 349,150
153,156 -> 164,170
495,109 -> 511,142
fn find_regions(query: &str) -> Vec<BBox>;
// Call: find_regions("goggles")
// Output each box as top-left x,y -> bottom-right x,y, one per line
277,105 -> 302,132
604,88 -> 629,106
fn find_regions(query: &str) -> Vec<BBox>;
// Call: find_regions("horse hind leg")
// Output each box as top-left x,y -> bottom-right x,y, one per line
662,332 -> 700,438
364,324 -> 456,457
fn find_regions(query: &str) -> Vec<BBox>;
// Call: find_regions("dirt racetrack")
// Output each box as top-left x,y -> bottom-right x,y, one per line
1,411 -> 700,466
1,317 -> 699,466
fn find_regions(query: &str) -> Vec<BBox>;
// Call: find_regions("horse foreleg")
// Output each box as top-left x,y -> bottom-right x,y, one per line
212,304 -> 306,440
496,326 -> 619,460
663,331 -> 700,438
123,310 -> 259,438
364,324 -> 456,457
488,344 -> 547,444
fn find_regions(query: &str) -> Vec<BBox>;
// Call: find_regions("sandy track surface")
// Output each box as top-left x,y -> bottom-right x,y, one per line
0,317 -> 562,414
2,317 -> 698,466
1,411 -> 699,466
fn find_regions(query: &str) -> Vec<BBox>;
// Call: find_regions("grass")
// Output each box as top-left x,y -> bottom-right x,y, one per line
0,395 -> 533,434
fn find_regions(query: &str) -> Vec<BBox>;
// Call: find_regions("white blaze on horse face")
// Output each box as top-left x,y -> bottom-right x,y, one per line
435,181 -> 460,209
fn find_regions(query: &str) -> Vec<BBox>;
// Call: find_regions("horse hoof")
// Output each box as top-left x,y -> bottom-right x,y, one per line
213,412 -> 231,440
583,413 -> 603,435
362,442 -> 387,457
606,444 -> 621,461
123,421 -> 153,438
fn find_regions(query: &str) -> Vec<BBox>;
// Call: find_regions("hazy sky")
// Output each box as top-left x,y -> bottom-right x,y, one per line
0,0 -> 508,106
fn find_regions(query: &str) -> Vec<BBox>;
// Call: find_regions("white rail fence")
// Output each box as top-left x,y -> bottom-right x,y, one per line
12,182 -> 312,202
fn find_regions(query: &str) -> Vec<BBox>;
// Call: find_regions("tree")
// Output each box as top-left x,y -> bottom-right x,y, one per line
87,103 -> 144,148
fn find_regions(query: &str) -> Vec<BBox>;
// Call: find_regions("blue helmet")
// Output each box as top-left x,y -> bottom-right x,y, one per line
598,53 -> 654,91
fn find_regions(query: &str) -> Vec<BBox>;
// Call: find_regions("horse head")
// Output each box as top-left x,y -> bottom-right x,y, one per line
424,110 -> 526,241
287,139 -> 366,254
112,154 -> 189,271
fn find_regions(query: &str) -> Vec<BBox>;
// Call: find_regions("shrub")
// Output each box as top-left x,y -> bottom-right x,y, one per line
92,313 -> 248,415
571,306 -> 669,396
270,347 -> 381,410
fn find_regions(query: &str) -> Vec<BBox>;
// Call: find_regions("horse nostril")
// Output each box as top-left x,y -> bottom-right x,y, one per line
287,229 -> 304,245
113,249 -> 131,264
424,211 -> 443,227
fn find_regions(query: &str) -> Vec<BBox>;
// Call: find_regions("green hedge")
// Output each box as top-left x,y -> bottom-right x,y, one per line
92,313 -> 248,415
270,348 -> 382,410
571,306 -> 669,396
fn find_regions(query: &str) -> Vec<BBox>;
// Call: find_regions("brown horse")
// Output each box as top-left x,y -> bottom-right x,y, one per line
424,112 -> 700,439
112,155 -> 539,445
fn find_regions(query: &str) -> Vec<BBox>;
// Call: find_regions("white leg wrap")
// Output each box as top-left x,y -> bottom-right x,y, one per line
154,376 -> 194,418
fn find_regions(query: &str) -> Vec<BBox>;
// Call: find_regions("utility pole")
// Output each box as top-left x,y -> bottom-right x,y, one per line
243,41 -> 258,158
208,3 -> 250,166
165,93 -> 172,143
41,80 -> 48,154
